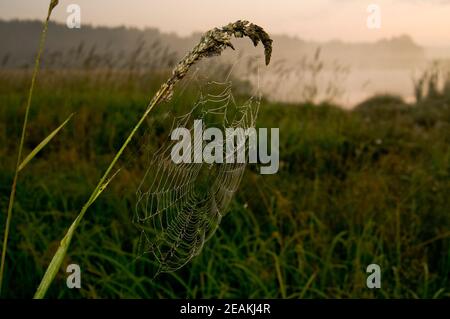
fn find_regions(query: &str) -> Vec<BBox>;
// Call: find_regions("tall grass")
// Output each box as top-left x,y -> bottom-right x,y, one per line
33,20 -> 272,299
0,69 -> 448,298
0,0 -> 69,295
1,5 -> 448,300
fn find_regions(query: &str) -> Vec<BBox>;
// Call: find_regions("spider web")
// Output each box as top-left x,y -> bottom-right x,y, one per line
134,67 -> 261,274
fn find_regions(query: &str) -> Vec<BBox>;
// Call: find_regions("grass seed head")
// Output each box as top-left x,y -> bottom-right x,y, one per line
157,20 -> 273,102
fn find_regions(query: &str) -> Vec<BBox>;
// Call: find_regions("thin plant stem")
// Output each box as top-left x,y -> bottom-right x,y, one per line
33,85 -> 169,299
33,20 -> 272,299
0,0 -> 58,296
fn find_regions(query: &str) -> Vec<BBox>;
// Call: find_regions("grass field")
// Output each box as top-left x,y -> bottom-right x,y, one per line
0,69 -> 449,298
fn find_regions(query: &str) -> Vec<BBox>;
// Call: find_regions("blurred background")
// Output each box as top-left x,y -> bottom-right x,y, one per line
0,0 -> 449,298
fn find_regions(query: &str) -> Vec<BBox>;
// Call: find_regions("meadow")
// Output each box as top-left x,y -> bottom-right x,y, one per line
0,68 -> 449,298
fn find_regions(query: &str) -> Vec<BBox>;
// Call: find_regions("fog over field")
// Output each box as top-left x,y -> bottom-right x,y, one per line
1,20 -> 450,107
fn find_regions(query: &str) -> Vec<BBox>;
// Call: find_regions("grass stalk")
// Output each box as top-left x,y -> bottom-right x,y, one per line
0,0 -> 59,295
33,20 -> 272,298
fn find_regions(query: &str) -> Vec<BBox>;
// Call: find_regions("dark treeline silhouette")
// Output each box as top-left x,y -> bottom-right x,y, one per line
0,20 -> 426,70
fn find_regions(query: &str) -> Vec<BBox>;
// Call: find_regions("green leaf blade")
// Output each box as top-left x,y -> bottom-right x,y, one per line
18,113 -> 74,172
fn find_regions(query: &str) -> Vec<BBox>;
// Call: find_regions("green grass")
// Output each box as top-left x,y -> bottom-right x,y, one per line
0,70 -> 449,298
0,1 -> 61,294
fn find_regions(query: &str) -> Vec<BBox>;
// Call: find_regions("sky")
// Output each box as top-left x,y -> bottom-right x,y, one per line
1,0 -> 450,46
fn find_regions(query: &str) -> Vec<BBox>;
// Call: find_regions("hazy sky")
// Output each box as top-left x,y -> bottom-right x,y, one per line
1,0 -> 450,46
